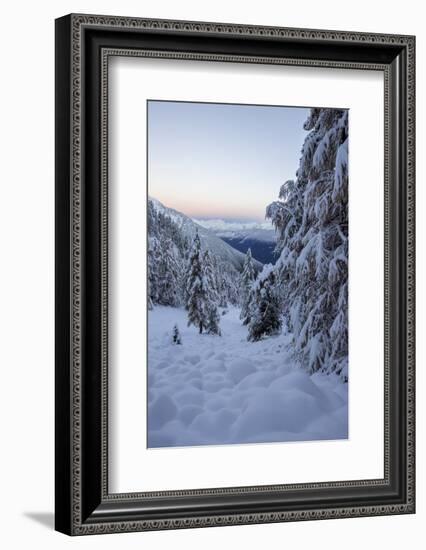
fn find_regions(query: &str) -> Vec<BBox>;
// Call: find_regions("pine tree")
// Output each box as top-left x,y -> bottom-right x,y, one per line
157,236 -> 181,307
202,249 -> 221,335
186,232 -> 208,334
206,305 -> 221,335
247,265 -> 282,341
147,237 -> 159,307
217,271 -> 229,309
266,108 -> 348,379
172,323 -> 182,345
239,248 -> 256,325
202,250 -> 218,300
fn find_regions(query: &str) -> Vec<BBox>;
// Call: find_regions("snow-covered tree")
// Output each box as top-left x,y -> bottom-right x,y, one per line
213,257 -> 228,309
172,324 -> 182,345
202,250 -> 221,335
266,108 -> 348,380
147,238 -> 158,308
239,248 -> 256,325
202,250 -> 218,301
247,264 -> 282,342
186,232 -> 209,334
206,305 -> 221,336
156,235 -> 181,307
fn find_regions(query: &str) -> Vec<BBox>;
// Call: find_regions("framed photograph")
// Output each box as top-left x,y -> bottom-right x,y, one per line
55,14 -> 415,535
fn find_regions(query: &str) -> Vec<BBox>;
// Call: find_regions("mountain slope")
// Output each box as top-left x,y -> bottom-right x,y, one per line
149,197 -> 262,271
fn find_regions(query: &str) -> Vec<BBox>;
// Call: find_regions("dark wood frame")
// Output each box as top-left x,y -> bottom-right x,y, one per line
55,13 -> 415,536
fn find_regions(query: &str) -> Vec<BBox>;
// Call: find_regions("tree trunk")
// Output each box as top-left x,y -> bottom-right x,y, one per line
199,323 -> 203,334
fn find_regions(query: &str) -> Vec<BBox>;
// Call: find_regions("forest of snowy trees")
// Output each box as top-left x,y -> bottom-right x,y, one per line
147,198 -> 241,313
148,106 -> 348,382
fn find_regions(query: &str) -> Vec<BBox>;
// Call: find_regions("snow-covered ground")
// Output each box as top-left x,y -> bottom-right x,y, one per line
148,306 -> 348,448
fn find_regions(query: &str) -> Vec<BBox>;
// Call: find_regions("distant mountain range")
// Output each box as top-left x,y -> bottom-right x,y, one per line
193,219 -> 277,264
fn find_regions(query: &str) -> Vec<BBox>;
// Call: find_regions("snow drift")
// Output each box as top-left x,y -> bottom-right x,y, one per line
147,307 -> 348,448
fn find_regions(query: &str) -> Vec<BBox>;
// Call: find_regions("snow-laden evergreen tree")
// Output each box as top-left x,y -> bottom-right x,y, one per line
156,235 -> 181,307
212,256 -> 228,309
202,250 -> 218,301
239,248 -> 256,325
202,249 -> 221,335
147,237 -> 158,309
206,306 -> 221,336
172,323 -> 182,345
247,264 -> 282,341
186,231 -> 209,334
266,108 -> 348,380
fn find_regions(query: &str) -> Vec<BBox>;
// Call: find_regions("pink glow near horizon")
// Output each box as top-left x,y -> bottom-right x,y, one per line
148,101 -> 310,222
152,192 -> 268,221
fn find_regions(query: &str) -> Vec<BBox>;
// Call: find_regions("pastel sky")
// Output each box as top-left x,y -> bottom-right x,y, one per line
147,100 -> 310,222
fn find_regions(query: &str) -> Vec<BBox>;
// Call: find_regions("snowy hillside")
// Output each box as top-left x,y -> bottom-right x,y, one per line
148,306 -> 348,447
149,197 -> 261,271
148,196 -> 249,310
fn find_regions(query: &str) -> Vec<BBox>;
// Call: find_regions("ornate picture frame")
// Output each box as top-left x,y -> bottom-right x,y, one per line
55,14 -> 415,535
